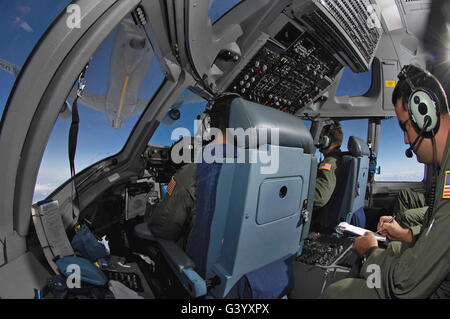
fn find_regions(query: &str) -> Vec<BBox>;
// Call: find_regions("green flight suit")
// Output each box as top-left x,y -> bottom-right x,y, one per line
322,131 -> 450,299
393,187 -> 427,216
146,164 -> 196,248
311,148 -> 343,231
393,187 -> 428,236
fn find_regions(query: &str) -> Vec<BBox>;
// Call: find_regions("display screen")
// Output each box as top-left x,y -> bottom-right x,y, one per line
274,22 -> 303,48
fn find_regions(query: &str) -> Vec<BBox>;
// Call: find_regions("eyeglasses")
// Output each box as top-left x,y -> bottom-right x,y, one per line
399,118 -> 411,132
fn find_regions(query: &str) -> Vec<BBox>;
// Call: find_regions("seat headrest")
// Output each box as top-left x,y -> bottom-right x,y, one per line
227,98 -> 314,154
348,136 -> 370,157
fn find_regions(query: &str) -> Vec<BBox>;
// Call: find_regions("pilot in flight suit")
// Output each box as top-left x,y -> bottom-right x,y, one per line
389,187 -> 428,237
145,162 -> 196,248
392,187 -> 427,216
310,123 -> 344,232
145,95 -> 237,249
321,65 -> 450,299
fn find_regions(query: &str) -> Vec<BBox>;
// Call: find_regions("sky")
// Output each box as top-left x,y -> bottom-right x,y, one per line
0,0 -> 424,203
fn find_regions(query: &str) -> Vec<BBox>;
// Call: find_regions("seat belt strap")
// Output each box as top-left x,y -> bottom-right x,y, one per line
69,64 -> 89,222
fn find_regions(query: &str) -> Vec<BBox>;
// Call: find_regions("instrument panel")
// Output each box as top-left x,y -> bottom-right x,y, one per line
227,24 -> 342,114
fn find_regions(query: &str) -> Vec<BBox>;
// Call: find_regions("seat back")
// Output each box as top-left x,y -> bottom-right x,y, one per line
346,136 -> 370,222
186,98 -> 315,298
324,136 -> 370,229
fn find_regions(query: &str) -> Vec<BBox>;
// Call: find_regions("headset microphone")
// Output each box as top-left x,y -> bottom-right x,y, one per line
405,116 -> 431,158
405,136 -> 421,158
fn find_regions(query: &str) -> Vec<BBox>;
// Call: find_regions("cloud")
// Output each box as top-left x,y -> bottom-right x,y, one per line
33,164 -> 71,203
12,17 -> 33,33
20,20 -> 33,32
36,166 -> 70,182
12,5 -> 33,32
34,183 -> 57,193
33,183 -> 59,203
377,169 -> 424,182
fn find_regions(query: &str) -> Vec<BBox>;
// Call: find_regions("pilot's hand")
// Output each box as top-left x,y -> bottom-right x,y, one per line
377,216 -> 393,235
353,232 -> 378,256
379,219 -> 413,243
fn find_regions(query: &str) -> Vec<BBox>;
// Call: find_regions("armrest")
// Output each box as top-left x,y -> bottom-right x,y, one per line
156,238 -> 207,297
156,238 -> 195,272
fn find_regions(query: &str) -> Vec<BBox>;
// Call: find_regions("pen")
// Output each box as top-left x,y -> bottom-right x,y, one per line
375,215 -> 396,236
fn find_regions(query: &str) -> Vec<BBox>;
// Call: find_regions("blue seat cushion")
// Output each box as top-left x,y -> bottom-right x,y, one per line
71,224 -> 109,262
324,156 -> 352,232
186,144 -> 236,277
237,254 -> 295,299
350,207 -> 366,228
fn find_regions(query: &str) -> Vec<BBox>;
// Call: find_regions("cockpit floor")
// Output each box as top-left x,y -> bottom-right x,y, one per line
106,255 -> 155,299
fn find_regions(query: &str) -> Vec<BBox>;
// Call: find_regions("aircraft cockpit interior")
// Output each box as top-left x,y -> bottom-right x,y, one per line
0,0 -> 448,300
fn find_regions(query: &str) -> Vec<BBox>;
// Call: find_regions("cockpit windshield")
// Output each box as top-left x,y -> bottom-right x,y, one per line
33,14 -> 165,203
0,0 -> 71,120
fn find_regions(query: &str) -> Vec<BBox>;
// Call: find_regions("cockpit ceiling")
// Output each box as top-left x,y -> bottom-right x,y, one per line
397,0 -> 432,38
376,0 -> 404,32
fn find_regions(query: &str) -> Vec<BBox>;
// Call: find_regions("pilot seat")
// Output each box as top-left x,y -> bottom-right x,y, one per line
134,98 -> 317,298
289,136 -> 371,299
323,136 -> 370,231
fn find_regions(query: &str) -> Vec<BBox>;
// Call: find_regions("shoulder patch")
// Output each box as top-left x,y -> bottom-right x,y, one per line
319,163 -> 332,171
443,171 -> 450,199
167,176 -> 176,196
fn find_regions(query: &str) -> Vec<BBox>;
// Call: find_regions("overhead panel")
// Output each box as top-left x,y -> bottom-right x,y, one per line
294,0 -> 383,73
226,25 -> 343,114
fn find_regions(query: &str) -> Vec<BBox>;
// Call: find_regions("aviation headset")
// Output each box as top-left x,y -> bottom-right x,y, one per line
397,65 -> 449,212
318,122 -> 341,150
397,65 -> 447,138
397,65 -> 449,158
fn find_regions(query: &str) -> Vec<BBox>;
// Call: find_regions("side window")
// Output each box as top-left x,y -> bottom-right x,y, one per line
304,120 -> 312,131
314,119 -> 368,160
149,90 -> 208,147
375,117 -> 424,181
33,14 -> 165,203
336,67 -> 372,97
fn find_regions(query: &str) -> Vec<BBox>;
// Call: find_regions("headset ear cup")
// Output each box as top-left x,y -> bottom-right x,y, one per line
320,136 -> 330,149
409,89 -> 440,136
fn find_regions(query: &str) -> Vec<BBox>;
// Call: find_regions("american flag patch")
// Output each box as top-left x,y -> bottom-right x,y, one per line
319,163 -> 332,171
443,171 -> 450,199
167,177 -> 176,196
